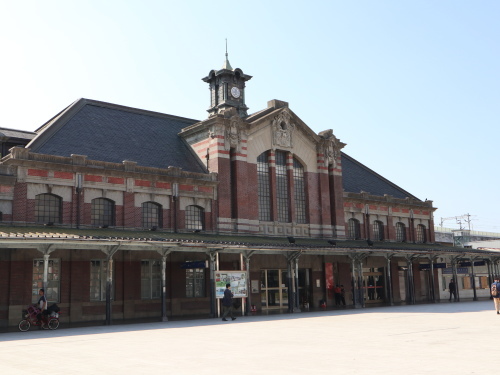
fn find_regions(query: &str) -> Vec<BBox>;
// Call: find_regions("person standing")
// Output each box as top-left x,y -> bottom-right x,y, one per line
222,283 -> 236,321
448,279 -> 457,302
491,277 -> 500,315
340,285 -> 346,306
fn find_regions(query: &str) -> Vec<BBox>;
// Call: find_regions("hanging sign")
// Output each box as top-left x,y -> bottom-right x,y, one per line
215,271 -> 248,298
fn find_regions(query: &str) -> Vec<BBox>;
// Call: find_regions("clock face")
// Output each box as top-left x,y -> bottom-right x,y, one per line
231,86 -> 241,98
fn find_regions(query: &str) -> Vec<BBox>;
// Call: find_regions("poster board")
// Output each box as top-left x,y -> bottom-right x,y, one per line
215,271 -> 248,298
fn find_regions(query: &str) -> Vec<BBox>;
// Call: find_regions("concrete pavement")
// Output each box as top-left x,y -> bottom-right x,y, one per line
1,300 -> 499,374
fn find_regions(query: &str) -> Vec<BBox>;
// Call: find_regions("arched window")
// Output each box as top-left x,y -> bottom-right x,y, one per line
142,202 -> 162,229
91,198 -> 115,227
35,193 -> 62,224
416,224 -> 426,243
256,150 -> 307,224
185,205 -> 204,230
257,152 -> 271,221
373,220 -> 384,241
396,222 -> 406,242
348,218 -> 361,240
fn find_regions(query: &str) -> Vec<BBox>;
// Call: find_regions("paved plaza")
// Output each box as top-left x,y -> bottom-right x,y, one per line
0,301 -> 498,374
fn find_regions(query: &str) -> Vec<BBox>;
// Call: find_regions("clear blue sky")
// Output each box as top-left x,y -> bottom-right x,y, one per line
1,1 -> 498,232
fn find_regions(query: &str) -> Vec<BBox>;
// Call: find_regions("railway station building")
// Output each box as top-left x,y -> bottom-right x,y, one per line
0,56 -> 498,329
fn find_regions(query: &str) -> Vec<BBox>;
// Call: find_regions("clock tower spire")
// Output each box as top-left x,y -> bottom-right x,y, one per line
202,44 -> 252,118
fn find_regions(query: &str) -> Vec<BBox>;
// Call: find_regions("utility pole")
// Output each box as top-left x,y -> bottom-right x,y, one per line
463,213 -> 475,231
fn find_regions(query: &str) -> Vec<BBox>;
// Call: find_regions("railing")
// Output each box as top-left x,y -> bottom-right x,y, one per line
435,226 -> 500,238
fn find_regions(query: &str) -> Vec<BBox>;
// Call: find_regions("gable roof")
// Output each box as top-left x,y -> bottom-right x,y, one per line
27,99 -> 207,173
341,152 -> 420,201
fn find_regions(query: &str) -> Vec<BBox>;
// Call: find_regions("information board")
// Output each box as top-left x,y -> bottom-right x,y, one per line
215,271 -> 248,298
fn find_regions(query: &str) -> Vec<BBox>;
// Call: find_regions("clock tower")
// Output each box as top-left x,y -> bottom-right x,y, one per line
202,51 -> 252,118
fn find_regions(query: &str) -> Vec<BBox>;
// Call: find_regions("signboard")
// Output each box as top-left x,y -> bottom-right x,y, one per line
215,271 -> 248,298
459,261 -> 486,267
443,267 -> 468,274
181,261 -> 207,269
419,263 -> 447,270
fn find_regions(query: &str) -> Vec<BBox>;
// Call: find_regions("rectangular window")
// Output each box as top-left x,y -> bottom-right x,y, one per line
186,268 -> 205,298
141,260 -> 162,299
275,151 -> 289,222
257,152 -> 271,221
293,158 -> 306,224
90,260 -> 114,301
32,259 -> 60,303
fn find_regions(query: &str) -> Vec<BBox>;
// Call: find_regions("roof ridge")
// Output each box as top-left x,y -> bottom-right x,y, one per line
82,98 -> 200,124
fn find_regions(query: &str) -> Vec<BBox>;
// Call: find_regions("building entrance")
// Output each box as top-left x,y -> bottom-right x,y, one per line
363,268 -> 385,303
260,270 -> 289,309
260,269 -> 312,310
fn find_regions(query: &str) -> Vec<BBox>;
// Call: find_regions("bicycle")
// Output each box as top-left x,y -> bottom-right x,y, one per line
18,305 -> 60,331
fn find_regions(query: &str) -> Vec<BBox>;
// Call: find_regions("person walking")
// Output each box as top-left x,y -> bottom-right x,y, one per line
448,279 -> 457,302
222,283 -> 236,321
491,277 -> 500,315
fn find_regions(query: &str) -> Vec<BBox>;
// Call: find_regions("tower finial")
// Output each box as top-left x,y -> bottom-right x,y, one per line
222,38 -> 232,70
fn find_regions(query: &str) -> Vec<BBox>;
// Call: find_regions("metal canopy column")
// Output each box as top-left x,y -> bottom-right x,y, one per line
37,245 -> 55,293
156,248 -> 172,322
357,257 -> 365,308
451,256 -> 460,302
405,256 -> 416,305
349,254 -> 366,309
385,254 -> 395,306
471,256 -> 479,301
242,251 -> 255,315
429,256 -> 438,303
208,250 -> 219,318
284,251 -> 301,313
101,245 -> 120,326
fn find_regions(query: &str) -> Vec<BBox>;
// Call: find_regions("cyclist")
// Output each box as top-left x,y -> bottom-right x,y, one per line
36,288 -> 48,325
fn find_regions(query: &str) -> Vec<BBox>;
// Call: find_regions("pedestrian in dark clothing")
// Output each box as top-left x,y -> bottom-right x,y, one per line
340,285 -> 346,306
449,279 -> 457,301
334,285 -> 342,306
491,277 -> 500,314
222,283 -> 236,321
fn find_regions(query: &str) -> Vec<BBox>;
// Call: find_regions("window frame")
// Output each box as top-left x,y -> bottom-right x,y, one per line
185,268 -> 205,298
396,222 -> 407,242
293,158 -> 306,224
141,260 -> 162,300
275,151 -> 289,223
348,218 -> 361,240
90,260 -> 114,302
91,198 -> 115,227
416,224 -> 426,243
185,205 -> 204,231
142,201 -> 163,229
32,258 -> 60,303
35,193 -> 62,224
373,220 -> 384,241
257,152 -> 271,221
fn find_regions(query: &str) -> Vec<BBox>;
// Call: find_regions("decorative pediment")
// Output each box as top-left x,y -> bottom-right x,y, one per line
224,115 -> 243,151
272,110 -> 295,148
318,129 -> 346,167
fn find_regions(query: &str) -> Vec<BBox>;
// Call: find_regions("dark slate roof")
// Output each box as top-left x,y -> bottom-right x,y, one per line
27,99 -> 207,173
341,153 -> 420,200
0,127 -> 36,140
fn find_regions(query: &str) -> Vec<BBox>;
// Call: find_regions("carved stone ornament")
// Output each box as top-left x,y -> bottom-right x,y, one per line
272,110 -> 295,148
318,129 -> 346,167
224,115 -> 242,151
